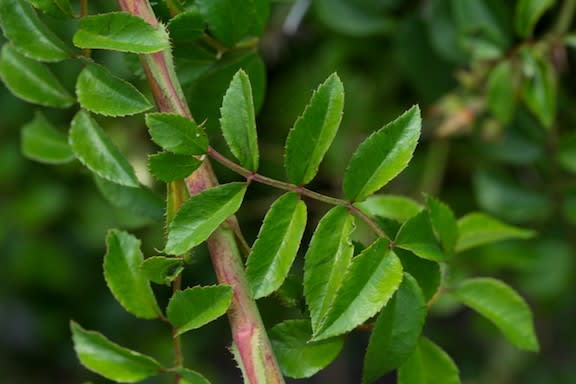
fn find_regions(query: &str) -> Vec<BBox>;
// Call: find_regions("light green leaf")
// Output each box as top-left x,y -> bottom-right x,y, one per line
140,256 -> 184,285
398,337 -> 460,384
70,321 -> 163,382
356,194 -> 422,222
363,274 -> 426,384
313,238 -> 403,341
26,0 -> 73,18
175,368 -> 212,384
304,206 -> 355,332
165,183 -> 247,255
246,193 -> 307,299
69,110 -> 140,187
487,60 -> 517,123
195,0 -> 269,47
220,69 -> 259,171
146,113 -> 208,155
453,278 -> 539,351
284,73 -> 344,185
397,249 -> 441,302
73,12 -> 170,54
104,229 -> 160,319
76,62 -> 152,117
456,213 -> 535,252
21,112 -> 73,164
343,105 -> 421,201
168,10 -> 205,44
521,49 -> 557,129
395,211 -> 445,262
0,0 -> 71,61
426,195 -> 458,255
167,285 -> 232,336
0,44 -> 74,108
148,152 -> 202,182
270,320 -> 344,379
515,0 -> 555,38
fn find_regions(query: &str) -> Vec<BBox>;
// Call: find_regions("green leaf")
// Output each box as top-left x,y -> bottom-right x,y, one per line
270,320 -> 344,379
0,44 -> 74,108
0,0 -> 71,61
148,152 -> 202,182
521,49 -> 557,129
104,229 -> 160,319
76,62 -> 152,117
195,0 -> 269,47
26,0 -> 73,18
168,10 -> 205,44
557,132 -> 576,174
398,337 -> 460,384
456,213 -> 535,252
363,274 -> 426,384
94,176 -> 164,221
487,60 -> 517,123
284,73 -> 344,185
73,12 -> 170,54
314,0 -> 396,37
426,195 -> 458,255
356,194 -> 422,222
313,238 -> 403,341
167,285 -> 232,336
165,183 -> 247,255
21,112 -> 73,164
70,321 -> 163,382
175,368 -> 212,384
343,105 -> 421,201
146,113 -> 208,155
141,256 -> 184,285
453,277 -> 539,351
515,0 -> 555,38
397,249 -> 441,302
246,193 -> 307,299
304,206 -> 355,332
69,111 -> 140,187
395,211 -> 445,262
220,69 -> 259,171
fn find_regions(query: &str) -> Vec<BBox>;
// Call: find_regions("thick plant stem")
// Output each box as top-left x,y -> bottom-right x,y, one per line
116,0 -> 285,382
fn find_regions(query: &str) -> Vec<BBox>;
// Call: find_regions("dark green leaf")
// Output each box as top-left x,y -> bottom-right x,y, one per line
521,49 -> 557,129
146,113 -> 208,155
453,277 -> 539,351
69,110 -> 140,187
26,0 -> 73,18
141,256 -> 184,285
21,112 -> 73,164
270,320 -> 344,379
313,239 -> 403,341
71,321 -> 163,382
74,12 -> 170,53
558,132 -> 576,174
487,60 -> 517,123
0,44 -> 74,108
356,194 -> 422,222
395,211 -> 445,262
398,337 -> 460,384
167,285 -> 232,335
165,183 -> 247,255
314,0 -> 396,37
76,62 -> 152,117
515,0 -> 555,38
284,73 -> 344,185
246,193 -> 307,299
104,229 -> 160,319
426,195 -> 458,255
0,0 -> 71,61
304,206 -> 355,331
343,106 -> 421,201
148,152 -> 202,182
176,368 -> 212,384
168,10 -> 205,44
397,249 -> 441,302
220,69 -> 259,171
456,213 -> 535,252
363,274 -> 426,383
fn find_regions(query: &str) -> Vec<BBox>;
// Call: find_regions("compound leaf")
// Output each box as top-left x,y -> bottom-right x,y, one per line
165,183 -> 247,255
69,110 -> 140,187
148,152 -> 202,182
70,321 -> 162,382
146,113 -> 208,155
21,112 -> 74,164
453,277 -> 539,351
246,192 -> 307,299
343,105 -> 421,201
398,337 -> 460,384
284,73 -> 344,185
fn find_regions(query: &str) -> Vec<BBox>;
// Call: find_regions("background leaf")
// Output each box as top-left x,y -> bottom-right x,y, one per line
487,60 -> 517,123
398,337 -> 460,384
515,0 -> 555,37
246,192 -> 307,299
343,105 -> 421,201
104,229 -> 160,319
146,113 -> 208,155
26,0 -> 73,18
148,152 -> 202,182
140,256 -> 184,285
176,368 -> 212,384
284,73 -> 344,185
21,112 -> 73,164
71,322 -> 162,382
520,49 -> 557,129
168,10 -> 205,44
452,277 -> 539,351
